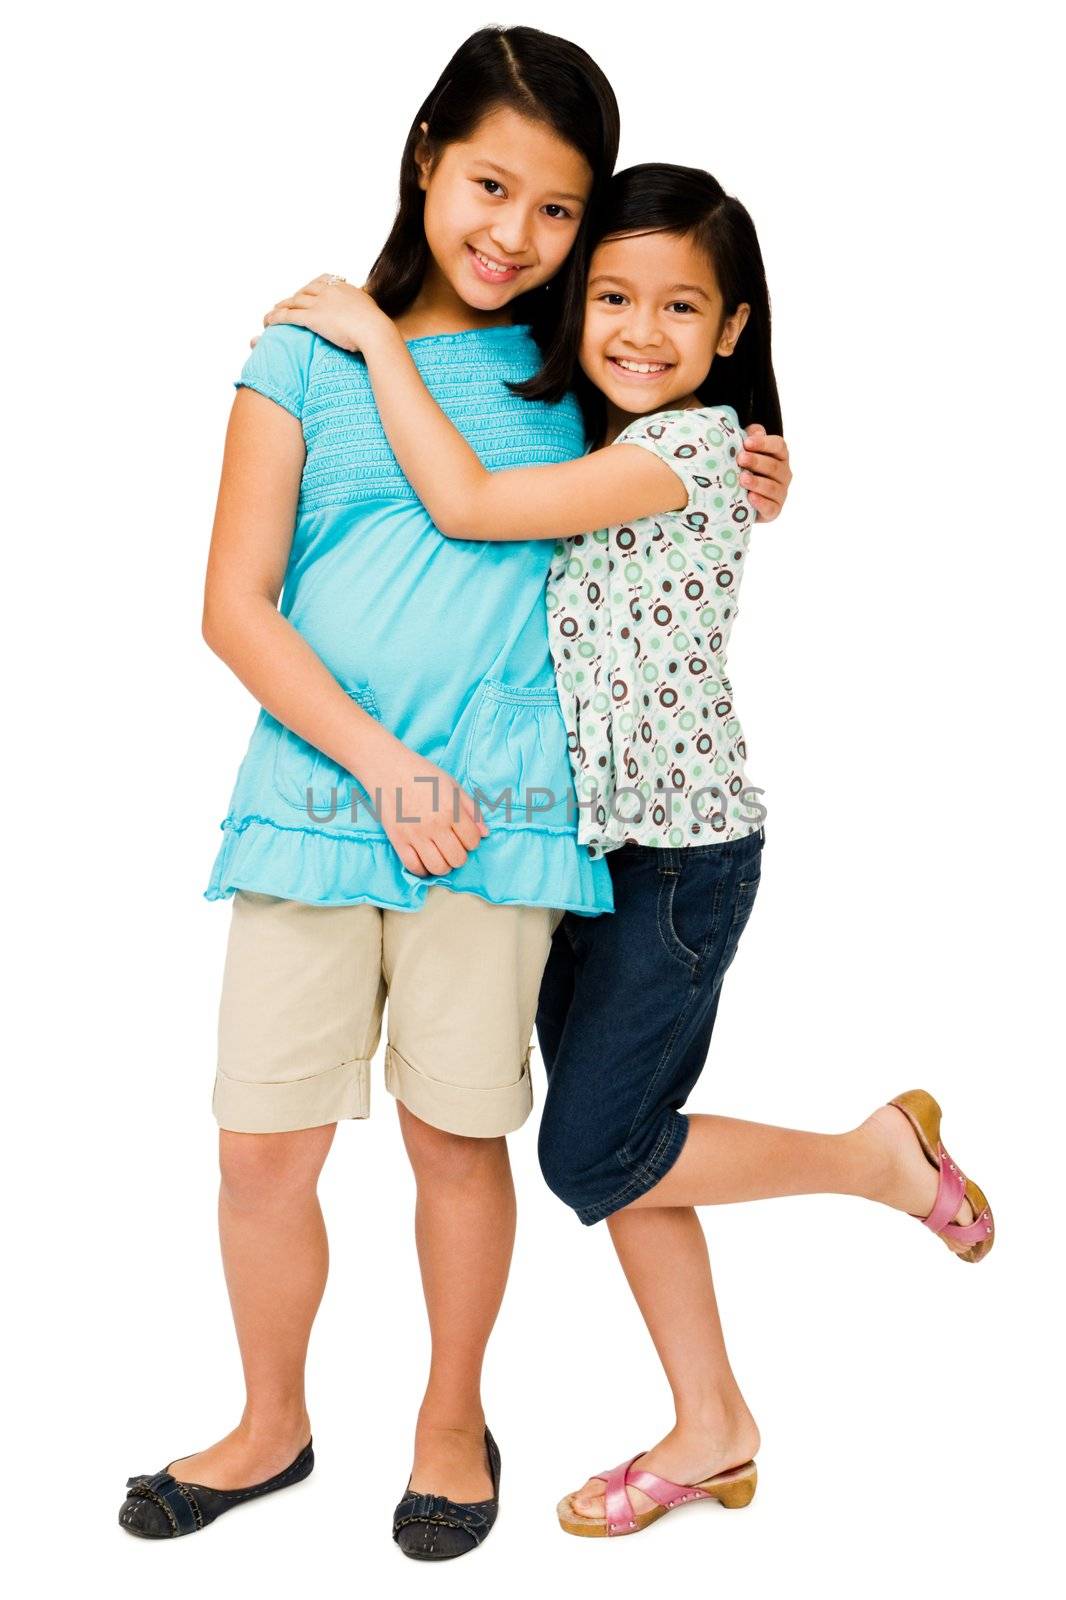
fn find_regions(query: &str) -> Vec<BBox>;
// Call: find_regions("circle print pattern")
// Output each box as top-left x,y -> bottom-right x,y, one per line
545,404 -> 761,856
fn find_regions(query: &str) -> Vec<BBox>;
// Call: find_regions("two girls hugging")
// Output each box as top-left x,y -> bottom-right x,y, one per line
118,25 -> 994,1561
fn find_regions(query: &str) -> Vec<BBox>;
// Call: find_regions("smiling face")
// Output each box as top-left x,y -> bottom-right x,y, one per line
580,229 -> 750,425
416,104 -> 593,314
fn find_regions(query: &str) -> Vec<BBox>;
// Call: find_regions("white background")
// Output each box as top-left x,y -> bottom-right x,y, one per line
5,2 -> 1062,1596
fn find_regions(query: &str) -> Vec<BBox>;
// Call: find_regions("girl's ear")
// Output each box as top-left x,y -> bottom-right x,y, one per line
717,303 -> 751,358
414,120 -> 434,192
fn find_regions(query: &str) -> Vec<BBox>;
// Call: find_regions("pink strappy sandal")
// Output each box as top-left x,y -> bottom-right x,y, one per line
557,1454 -> 757,1538
889,1089 -> 994,1263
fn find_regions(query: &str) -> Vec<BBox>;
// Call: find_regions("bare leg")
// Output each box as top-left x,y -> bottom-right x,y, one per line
564,1105 -> 976,1521
168,1125 -> 335,1487
566,1206 -> 759,1520
398,1103 -> 515,1501
624,1107 -> 974,1233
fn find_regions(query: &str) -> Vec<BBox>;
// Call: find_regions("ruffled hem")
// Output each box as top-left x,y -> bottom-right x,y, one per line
204,814 -> 614,917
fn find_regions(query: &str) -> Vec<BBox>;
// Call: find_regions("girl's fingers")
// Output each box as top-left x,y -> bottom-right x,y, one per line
458,788 -> 491,837
739,436 -> 789,470
262,295 -> 317,327
748,471 -> 789,515
265,290 -> 317,317
748,489 -> 783,520
747,467 -> 788,499
740,454 -> 788,486
412,837 -> 452,877
453,809 -> 487,850
741,428 -> 785,452
738,429 -> 793,513
434,830 -> 471,871
259,279 -> 344,331
397,842 -> 428,877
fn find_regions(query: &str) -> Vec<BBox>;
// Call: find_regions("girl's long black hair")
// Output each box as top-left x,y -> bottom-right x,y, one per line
365,26 -> 619,354
517,163 -> 782,441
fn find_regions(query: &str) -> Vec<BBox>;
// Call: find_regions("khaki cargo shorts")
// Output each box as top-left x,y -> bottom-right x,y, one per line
213,887 -> 566,1138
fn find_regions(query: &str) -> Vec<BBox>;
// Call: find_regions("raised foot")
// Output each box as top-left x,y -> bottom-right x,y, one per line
861,1104 -> 978,1249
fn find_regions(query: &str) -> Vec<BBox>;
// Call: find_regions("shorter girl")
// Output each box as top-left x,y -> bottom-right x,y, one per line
268,163 -> 994,1541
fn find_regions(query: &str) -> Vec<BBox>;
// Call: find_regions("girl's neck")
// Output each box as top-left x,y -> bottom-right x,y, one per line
598,391 -> 701,451
392,259 -> 516,341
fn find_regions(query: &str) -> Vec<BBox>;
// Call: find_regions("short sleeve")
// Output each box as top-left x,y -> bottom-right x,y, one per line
233,323 -> 317,421
617,404 -> 755,535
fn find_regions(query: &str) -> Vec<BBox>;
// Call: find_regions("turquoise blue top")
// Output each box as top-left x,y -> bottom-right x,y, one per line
204,321 -> 613,917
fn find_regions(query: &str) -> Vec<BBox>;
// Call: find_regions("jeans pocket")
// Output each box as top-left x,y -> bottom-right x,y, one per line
271,682 -> 383,830
657,867 -> 716,974
657,849 -> 762,980
712,866 -> 762,986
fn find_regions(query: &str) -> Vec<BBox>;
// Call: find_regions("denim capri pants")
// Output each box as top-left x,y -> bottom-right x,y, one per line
535,827 -> 765,1224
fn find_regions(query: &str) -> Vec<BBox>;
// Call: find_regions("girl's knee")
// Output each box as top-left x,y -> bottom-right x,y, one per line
218,1124 -> 334,1209
539,1107 -> 684,1219
397,1103 -> 506,1185
537,1115 -> 598,1213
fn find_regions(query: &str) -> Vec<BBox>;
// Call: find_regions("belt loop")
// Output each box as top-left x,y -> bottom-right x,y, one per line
660,846 -> 680,875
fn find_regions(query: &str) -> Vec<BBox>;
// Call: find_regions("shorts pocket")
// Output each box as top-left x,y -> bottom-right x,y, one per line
657,851 -> 762,980
272,682 -> 383,829
713,865 -> 762,985
657,868 -> 714,973
456,678 -> 574,833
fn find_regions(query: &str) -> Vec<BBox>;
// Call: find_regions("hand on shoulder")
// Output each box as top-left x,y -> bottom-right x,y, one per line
254,274 -> 392,356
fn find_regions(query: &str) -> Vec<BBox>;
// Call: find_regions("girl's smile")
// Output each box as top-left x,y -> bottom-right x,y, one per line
466,243 -> 530,285
605,355 -> 676,381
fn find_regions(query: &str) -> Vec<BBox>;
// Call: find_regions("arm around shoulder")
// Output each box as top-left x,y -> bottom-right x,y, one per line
438,442 -> 689,542
354,323 -> 689,542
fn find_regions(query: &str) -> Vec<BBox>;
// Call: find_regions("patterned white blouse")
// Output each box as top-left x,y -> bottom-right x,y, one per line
545,404 -> 763,858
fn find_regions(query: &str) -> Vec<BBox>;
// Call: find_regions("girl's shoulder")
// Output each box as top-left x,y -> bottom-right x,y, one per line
235,326 -> 396,431
612,402 -> 743,452
612,403 -> 753,530
234,323 -> 321,421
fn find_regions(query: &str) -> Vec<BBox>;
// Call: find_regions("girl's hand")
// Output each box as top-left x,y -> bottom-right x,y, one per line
258,275 -> 388,354
356,734 -> 491,879
738,425 -> 792,520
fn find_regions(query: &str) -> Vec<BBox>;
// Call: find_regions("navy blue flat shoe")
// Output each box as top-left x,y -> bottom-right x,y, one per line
392,1428 -> 501,1561
118,1439 -> 314,1539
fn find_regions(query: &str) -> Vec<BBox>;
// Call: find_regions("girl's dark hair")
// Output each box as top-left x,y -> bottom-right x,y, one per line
365,26 -> 619,352
521,163 -> 782,441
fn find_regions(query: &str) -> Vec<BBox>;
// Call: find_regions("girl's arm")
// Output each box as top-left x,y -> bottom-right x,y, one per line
203,387 -> 488,875
263,281 -> 690,542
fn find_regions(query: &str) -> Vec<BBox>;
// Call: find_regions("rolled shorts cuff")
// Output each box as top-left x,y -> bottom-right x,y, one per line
384,1043 -> 533,1138
573,1111 -> 691,1226
212,1056 -> 372,1133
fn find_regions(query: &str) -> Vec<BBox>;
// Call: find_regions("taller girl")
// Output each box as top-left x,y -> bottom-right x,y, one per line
116,27 -> 622,1562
